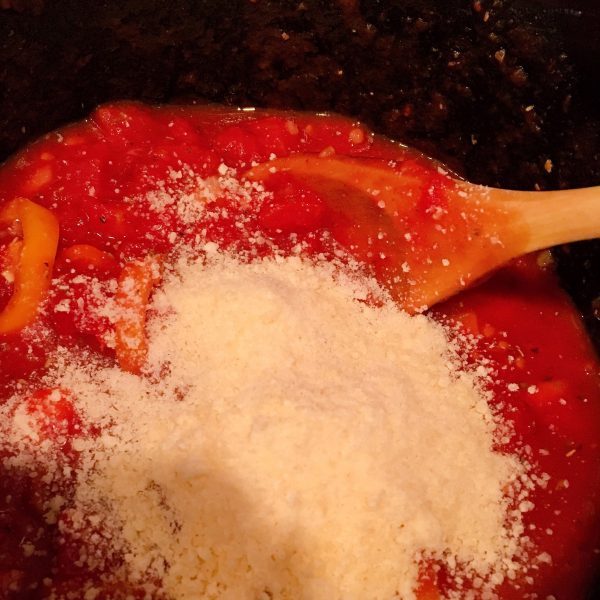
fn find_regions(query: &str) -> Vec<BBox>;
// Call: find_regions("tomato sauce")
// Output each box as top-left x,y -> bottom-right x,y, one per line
0,102 -> 598,599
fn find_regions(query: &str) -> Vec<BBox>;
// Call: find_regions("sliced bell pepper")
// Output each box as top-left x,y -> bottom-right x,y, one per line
114,254 -> 162,374
0,197 -> 59,334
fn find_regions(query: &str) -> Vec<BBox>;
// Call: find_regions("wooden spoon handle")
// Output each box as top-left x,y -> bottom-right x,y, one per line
477,185 -> 600,252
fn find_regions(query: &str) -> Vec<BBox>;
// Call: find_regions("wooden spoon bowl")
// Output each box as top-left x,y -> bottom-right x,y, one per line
247,155 -> 600,312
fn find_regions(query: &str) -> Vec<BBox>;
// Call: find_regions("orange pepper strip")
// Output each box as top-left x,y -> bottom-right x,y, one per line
0,198 -> 59,335
114,255 -> 162,374
60,244 -> 118,273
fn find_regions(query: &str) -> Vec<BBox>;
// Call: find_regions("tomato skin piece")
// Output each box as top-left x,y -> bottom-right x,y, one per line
416,581 -> 442,600
415,565 -> 443,600
57,244 -> 120,278
258,172 -> 328,233
114,255 -> 163,374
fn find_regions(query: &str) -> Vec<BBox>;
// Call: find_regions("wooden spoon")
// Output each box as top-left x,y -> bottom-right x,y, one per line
246,155 -> 600,313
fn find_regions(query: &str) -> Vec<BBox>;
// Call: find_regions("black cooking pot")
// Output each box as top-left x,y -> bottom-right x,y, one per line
0,2 -> 599,596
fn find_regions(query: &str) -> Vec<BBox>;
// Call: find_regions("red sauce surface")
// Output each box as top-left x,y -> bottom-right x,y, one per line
0,102 -> 598,599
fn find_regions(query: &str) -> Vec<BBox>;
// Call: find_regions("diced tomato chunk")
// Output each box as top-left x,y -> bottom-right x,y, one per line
245,116 -> 302,158
213,124 -> 262,167
92,104 -> 162,145
25,388 -> 83,441
258,172 -> 328,233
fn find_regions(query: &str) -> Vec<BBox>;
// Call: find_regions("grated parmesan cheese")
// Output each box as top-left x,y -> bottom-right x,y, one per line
2,252 -> 534,599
